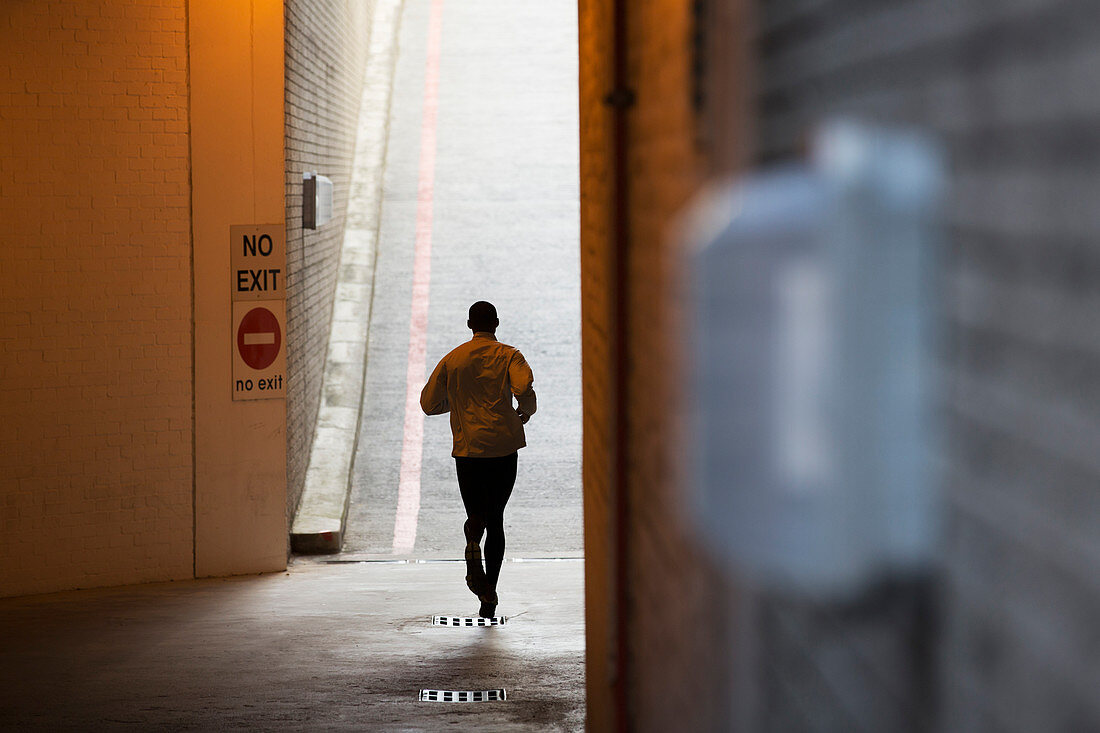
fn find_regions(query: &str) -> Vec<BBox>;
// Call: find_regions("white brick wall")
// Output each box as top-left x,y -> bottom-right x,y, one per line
284,0 -> 374,523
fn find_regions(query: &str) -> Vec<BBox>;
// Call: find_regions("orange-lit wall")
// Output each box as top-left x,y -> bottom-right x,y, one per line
619,0 -> 736,728
0,1 -> 195,596
0,0 -> 290,597
577,0 -> 615,729
579,0 -> 744,728
189,0 -> 287,578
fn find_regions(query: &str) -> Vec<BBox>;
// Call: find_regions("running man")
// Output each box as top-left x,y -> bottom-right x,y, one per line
420,301 -> 537,618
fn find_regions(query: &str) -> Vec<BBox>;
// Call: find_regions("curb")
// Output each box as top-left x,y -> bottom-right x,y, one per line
290,0 -> 403,554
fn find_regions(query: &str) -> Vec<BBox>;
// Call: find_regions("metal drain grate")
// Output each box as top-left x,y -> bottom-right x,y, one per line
419,689 -> 507,703
433,615 -> 507,627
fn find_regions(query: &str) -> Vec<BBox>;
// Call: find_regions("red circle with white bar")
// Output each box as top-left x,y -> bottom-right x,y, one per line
237,306 -> 281,370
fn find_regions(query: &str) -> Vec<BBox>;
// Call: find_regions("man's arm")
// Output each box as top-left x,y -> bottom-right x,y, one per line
420,358 -> 449,415
509,351 -> 537,420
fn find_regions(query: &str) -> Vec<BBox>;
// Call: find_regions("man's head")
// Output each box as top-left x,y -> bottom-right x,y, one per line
468,301 -> 499,334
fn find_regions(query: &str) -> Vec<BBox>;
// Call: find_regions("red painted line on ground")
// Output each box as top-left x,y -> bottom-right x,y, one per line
393,0 -> 444,554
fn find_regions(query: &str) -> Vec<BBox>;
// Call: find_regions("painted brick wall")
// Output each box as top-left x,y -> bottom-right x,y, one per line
0,1 -> 194,596
284,1 -> 373,522
753,0 -> 1100,730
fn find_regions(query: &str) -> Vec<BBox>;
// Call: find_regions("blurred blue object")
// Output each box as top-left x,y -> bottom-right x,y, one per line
685,120 -> 945,597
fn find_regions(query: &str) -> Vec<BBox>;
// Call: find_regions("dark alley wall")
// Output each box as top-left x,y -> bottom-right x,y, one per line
583,0 -> 1100,730
577,0 -> 616,726
752,1 -> 1100,730
618,0 -> 739,729
579,0 -> 742,728
284,1 -> 374,524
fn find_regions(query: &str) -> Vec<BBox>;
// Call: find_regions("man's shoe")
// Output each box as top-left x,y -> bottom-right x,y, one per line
465,542 -> 489,596
478,591 -> 498,619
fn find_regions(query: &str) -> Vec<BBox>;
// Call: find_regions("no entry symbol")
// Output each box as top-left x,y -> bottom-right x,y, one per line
237,306 -> 281,370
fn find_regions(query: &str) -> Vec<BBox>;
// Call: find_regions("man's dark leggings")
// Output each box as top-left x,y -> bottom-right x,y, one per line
455,452 -> 517,591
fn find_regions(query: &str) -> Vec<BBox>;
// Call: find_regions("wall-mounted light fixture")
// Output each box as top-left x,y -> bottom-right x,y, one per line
685,120 -> 944,598
302,172 -> 333,230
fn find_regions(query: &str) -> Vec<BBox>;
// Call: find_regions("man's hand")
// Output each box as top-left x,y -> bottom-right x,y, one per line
516,409 -> 530,425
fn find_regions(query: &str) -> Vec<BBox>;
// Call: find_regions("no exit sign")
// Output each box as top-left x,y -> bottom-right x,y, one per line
231,224 -> 286,401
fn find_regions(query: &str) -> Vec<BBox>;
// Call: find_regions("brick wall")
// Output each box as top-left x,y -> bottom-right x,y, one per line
580,0 -> 740,728
577,0 -> 616,727
584,0 -> 1100,729
0,1 -> 193,596
284,1 -> 373,521
622,1 -> 741,730
752,0 -> 1100,730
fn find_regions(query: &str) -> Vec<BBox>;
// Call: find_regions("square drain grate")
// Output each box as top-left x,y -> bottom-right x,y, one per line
419,689 -> 507,703
433,615 -> 507,627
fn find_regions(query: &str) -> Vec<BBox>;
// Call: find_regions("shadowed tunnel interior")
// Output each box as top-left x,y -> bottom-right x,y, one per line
4,0 -> 1100,731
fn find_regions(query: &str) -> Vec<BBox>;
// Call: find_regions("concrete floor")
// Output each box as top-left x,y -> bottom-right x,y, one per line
0,559 -> 585,731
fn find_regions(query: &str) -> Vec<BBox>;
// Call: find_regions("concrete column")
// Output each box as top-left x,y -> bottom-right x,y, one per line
188,0 -> 287,576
